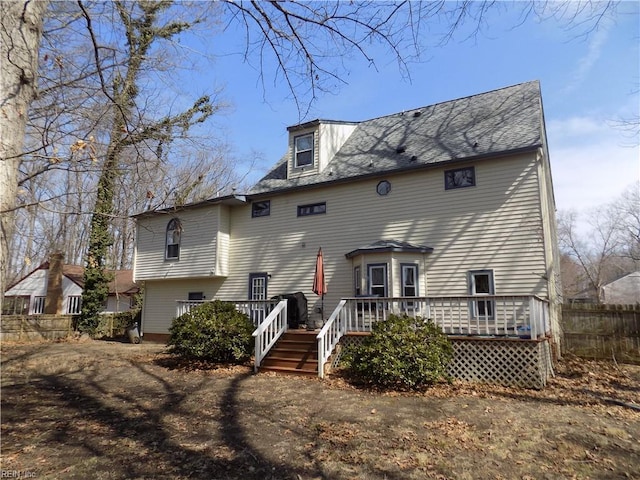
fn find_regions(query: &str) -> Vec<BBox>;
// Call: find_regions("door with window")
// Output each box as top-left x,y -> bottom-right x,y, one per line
248,273 -> 268,324
469,270 -> 495,320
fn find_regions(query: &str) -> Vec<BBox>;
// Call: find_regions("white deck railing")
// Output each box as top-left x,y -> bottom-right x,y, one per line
317,299 -> 349,379
316,295 -> 550,378
341,295 -> 549,338
252,299 -> 288,372
176,299 -> 280,326
176,295 -> 549,379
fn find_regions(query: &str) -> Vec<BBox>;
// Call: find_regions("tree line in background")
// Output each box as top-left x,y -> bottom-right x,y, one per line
558,182 -> 640,303
0,1 -> 624,330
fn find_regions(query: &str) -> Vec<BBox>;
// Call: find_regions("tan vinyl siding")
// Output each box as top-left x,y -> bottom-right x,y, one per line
139,152 -> 554,334
214,152 -> 549,327
141,278 -> 224,335
216,205 -> 231,277
318,122 -> 357,172
134,205 -> 222,281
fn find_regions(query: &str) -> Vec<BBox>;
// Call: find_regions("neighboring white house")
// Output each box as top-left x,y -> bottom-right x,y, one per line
601,272 -> 640,304
3,257 -> 139,315
133,80 -> 562,349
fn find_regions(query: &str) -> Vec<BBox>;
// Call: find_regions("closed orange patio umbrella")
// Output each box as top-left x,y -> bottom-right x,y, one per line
313,247 -> 327,320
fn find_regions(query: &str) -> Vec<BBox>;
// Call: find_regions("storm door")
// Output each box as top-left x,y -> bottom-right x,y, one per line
248,273 -> 268,324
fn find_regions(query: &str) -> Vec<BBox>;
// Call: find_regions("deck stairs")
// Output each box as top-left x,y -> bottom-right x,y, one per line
259,330 -> 319,376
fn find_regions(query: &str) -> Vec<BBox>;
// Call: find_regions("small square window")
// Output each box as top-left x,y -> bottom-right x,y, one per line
252,200 -> 271,218
297,202 -> 326,217
294,133 -> 314,168
445,166 -> 475,190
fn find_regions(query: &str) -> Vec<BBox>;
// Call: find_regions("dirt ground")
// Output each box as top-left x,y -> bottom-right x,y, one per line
1,339 -> 638,480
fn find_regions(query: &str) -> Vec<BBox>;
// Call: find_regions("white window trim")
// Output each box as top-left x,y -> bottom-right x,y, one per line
67,295 -> 82,315
33,296 -> 46,315
165,218 -> 181,260
469,269 -> 495,320
294,133 -> 314,168
367,263 -> 388,297
248,272 -> 269,324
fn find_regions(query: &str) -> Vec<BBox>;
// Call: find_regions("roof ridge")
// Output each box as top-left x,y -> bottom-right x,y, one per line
301,80 -> 540,127
362,80 -> 540,123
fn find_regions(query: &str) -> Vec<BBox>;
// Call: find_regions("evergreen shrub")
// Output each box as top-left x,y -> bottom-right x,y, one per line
342,314 -> 453,390
168,301 -> 254,363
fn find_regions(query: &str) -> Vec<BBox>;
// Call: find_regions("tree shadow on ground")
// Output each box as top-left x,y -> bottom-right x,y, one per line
1,359 -> 329,479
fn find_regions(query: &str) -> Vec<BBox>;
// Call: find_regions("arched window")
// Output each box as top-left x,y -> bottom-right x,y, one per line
165,218 -> 182,260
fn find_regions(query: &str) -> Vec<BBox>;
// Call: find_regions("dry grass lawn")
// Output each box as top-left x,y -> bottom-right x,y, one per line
1,339 -> 638,479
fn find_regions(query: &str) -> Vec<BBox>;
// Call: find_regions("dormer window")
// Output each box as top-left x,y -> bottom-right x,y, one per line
294,133 -> 314,168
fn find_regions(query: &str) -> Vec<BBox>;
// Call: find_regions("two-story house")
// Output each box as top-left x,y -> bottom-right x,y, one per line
133,81 -> 562,388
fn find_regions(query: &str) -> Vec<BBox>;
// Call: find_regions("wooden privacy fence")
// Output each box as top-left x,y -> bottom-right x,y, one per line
1,315 -> 74,341
1,313 -> 135,342
561,304 -> 640,364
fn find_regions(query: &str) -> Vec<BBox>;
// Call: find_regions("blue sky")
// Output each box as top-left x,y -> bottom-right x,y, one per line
185,2 -> 639,214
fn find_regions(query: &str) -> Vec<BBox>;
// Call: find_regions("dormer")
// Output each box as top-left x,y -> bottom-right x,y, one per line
287,119 -> 358,179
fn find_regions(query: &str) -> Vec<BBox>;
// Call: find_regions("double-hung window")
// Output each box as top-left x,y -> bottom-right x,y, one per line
367,264 -> 388,297
353,266 -> 362,296
401,264 -> 418,312
165,218 -> 181,260
294,133 -> 314,168
469,270 -> 495,319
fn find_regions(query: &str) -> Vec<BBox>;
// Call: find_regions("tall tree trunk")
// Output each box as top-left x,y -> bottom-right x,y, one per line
0,0 -> 48,301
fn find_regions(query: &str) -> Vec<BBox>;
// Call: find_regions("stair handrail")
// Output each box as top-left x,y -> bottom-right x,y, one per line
316,299 -> 348,378
252,299 -> 288,372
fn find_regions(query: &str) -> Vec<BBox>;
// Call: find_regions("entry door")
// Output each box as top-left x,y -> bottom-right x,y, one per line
248,273 -> 268,324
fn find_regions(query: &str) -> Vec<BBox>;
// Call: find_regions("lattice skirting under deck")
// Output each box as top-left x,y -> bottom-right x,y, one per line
333,335 -> 554,390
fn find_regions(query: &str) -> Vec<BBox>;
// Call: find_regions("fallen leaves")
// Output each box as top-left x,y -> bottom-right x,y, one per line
1,342 -> 638,480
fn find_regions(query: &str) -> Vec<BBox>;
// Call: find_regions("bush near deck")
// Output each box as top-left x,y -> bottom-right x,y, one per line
342,314 -> 453,390
168,300 -> 254,363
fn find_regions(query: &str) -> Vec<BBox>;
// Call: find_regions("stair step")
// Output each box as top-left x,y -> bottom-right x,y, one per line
281,331 -> 317,341
257,330 -> 321,376
268,348 -> 318,360
275,339 -> 316,348
262,357 -> 318,369
259,365 -> 317,377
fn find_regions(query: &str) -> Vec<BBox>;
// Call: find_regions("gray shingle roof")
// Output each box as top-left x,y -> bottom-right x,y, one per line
250,81 -> 543,195
345,240 -> 434,258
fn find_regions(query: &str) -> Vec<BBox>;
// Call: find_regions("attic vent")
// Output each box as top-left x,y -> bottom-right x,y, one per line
413,111 -> 422,117
396,146 -> 406,154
